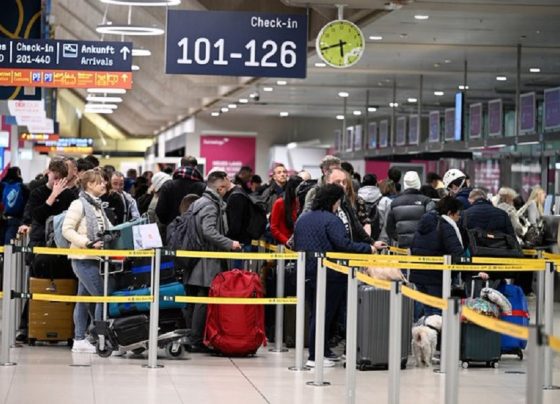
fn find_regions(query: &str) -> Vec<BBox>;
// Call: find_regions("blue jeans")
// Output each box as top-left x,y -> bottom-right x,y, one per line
413,283 -> 443,322
2,217 -> 22,245
72,259 -> 104,340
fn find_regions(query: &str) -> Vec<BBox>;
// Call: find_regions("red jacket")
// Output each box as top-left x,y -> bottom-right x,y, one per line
270,197 -> 298,245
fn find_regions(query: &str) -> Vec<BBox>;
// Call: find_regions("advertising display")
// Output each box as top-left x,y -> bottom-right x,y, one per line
346,126 -> 354,152
408,115 -> 420,145
395,116 -> 406,146
444,108 -> 455,141
378,120 -> 389,148
428,111 -> 440,143
519,92 -> 536,135
166,10 -> 307,78
488,99 -> 503,137
454,92 -> 463,141
469,103 -> 483,139
367,121 -> 377,149
0,38 -> 133,89
334,129 -> 342,152
34,137 -> 93,154
200,135 -> 256,176
353,124 -> 362,151
544,87 -> 560,131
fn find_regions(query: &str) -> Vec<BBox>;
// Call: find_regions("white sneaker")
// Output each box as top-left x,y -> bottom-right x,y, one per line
72,339 -> 96,353
306,359 -> 336,368
111,349 -> 125,357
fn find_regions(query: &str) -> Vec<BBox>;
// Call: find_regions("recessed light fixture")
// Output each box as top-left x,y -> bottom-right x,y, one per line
414,15 -> 430,20
389,102 -> 399,108
434,91 -> 444,96
314,62 -> 327,67
131,65 -> 140,71
96,24 -> 165,36
368,107 -> 377,112
85,103 -> 118,109
249,92 -> 259,98
336,115 -> 345,120
87,88 -> 126,94
408,98 -> 418,103
221,107 -> 229,113
458,85 -> 470,90
211,111 -> 220,117
529,67 -> 541,73
263,87 -> 274,92
496,76 -> 507,81
86,95 -> 123,103
369,35 -> 383,41
132,48 -> 151,57
239,98 -> 248,104
280,112 -> 289,117
100,0 -> 180,5
338,91 -> 349,98
434,63 -> 440,68
228,104 -> 237,109
84,108 -> 113,114
276,80 -> 287,86
353,110 -> 362,116
444,59 -> 452,64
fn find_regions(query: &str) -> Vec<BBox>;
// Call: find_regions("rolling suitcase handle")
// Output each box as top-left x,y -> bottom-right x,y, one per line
470,275 -> 489,299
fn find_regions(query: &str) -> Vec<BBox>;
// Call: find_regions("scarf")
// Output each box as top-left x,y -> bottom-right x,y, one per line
79,191 -> 109,242
441,214 -> 463,248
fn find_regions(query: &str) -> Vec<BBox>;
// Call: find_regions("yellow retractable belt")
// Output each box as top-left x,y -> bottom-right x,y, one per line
461,307 -> 529,340
0,291 -> 3,298
522,249 -> 538,256
327,252 -> 443,263
470,257 -> 546,265
388,246 -> 409,255
355,271 -> 391,290
173,296 -> 297,305
32,293 -> 153,303
323,259 -> 349,275
401,286 -> 448,310
549,334 -> 560,354
0,246 -> 4,254
174,250 -> 297,260
33,247 -> 154,257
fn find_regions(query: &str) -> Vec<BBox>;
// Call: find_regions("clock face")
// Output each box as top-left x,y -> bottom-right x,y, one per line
316,20 -> 365,68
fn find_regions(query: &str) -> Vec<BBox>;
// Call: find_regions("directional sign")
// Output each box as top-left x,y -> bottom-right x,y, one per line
0,38 -> 133,89
166,10 -> 307,78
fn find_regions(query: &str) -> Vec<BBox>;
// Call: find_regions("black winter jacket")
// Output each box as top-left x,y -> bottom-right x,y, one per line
461,199 -> 515,236
155,178 -> 205,226
410,210 -> 464,285
385,189 -> 435,248
455,187 -> 473,210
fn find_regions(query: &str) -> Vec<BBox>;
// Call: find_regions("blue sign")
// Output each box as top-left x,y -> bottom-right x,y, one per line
0,38 -> 133,72
165,10 -> 308,78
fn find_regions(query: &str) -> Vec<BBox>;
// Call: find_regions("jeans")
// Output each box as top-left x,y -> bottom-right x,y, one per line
413,283 -> 443,322
72,259 -> 104,340
184,285 -> 210,346
2,217 -> 22,245
231,244 -> 255,270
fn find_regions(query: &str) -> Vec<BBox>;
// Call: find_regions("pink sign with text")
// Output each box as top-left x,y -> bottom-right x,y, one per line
200,135 -> 256,176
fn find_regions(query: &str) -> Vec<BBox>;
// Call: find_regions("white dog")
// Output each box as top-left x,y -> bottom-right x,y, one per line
411,315 -> 442,367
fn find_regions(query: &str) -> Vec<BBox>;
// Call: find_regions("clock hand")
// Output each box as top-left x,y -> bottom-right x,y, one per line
320,41 -> 347,51
338,39 -> 345,57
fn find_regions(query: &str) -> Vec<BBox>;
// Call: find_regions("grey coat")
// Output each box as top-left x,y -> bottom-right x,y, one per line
186,188 -> 233,287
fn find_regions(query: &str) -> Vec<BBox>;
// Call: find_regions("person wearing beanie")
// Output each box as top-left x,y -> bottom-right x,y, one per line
382,171 -> 435,248
146,171 -> 172,238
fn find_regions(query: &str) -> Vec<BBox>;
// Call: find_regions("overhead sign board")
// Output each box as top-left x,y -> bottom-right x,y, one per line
0,38 -> 133,89
165,10 -> 308,78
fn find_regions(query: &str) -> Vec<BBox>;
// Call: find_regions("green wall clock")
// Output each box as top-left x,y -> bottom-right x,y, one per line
316,19 -> 365,68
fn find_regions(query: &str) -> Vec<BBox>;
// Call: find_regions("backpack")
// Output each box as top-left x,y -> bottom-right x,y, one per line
364,196 -> 382,240
167,204 -> 205,273
204,269 -> 266,356
231,188 -> 267,239
45,211 -> 70,248
296,180 -> 318,215
2,182 -> 24,216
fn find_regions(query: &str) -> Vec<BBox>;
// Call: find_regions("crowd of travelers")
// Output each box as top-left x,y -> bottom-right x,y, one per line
0,155 -> 546,362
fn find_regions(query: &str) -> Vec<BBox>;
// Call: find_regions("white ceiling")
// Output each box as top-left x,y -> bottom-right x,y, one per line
51,0 -> 560,136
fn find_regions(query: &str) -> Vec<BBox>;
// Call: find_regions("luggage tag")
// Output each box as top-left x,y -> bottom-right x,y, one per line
132,223 -> 163,250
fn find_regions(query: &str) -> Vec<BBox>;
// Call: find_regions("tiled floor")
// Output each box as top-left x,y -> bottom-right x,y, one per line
0,304 -> 559,404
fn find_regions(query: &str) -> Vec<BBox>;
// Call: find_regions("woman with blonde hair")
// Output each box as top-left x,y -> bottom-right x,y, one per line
496,187 -> 525,240
521,185 -> 546,225
62,169 -> 111,353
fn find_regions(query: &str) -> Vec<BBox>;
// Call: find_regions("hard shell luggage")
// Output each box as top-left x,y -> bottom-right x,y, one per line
108,281 -> 186,317
28,277 -> 77,345
356,284 -> 413,370
112,314 -> 150,347
113,257 -> 176,290
497,283 -> 529,358
204,269 -> 267,356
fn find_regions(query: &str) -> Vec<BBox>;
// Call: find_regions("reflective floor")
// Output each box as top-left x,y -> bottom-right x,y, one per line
0,304 -> 559,404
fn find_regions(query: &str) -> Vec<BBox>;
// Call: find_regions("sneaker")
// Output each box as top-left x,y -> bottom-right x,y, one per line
306,359 -> 336,368
111,349 -> 125,357
72,339 -> 97,354
325,351 -> 341,361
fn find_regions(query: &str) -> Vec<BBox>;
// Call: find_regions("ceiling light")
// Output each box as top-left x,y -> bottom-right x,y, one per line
87,88 -> 126,94
353,110 -> 362,116
408,98 -> 417,103
389,102 -> 399,108
239,98 -> 248,104
85,103 -> 118,109
96,24 -> 165,36
444,59 -> 452,64
338,91 -> 349,98
249,92 -> 259,98
132,48 -> 151,57
131,65 -> 140,71
336,115 -> 345,120
369,35 -> 383,41
228,104 -> 237,109
368,107 -> 377,112
280,112 -> 289,117
496,76 -> 507,81
263,87 -> 274,92
434,91 -> 444,96
458,85 -> 470,90
276,80 -> 287,86
529,67 -> 541,73
414,15 -> 430,20
221,107 -> 229,113
86,95 -> 123,102
100,0 -> 180,5
84,108 -> 113,114
434,63 -> 440,68
314,62 -> 327,67
211,112 -> 220,117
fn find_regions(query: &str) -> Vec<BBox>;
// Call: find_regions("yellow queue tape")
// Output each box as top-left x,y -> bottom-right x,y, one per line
348,260 -> 542,272
174,250 -> 297,260
451,264 -> 544,272
32,293 -> 153,303
327,252 -> 444,263
522,249 -> 538,256
323,259 -> 350,275
33,247 -> 154,257
462,306 -> 529,340
401,285 -> 448,310
0,246 -> 4,253
0,291 -> 3,298
356,271 -> 391,290
470,257 -> 546,266
174,296 -> 297,305
388,246 -> 409,255
549,335 -> 560,354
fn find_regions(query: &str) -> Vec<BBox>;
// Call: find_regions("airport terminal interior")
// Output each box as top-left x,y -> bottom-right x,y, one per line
1,0 -> 560,403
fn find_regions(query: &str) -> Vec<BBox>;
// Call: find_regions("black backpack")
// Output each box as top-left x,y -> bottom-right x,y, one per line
231,188 -> 268,239
364,196 -> 382,240
166,204 -> 205,274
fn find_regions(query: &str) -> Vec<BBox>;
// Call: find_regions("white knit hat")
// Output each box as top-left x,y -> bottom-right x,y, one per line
151,171 -> 171,192
403,171 -> 421,190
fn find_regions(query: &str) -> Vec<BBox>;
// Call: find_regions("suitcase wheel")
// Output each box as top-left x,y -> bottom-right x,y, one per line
461,361 -> 469,369
491,361 -> 499,368
165,342 -> 185,359
400,358 -> 407,370
96,341 -> 113,358
517,350 -> 524,361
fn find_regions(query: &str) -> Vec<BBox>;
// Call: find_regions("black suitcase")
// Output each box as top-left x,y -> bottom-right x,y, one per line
112,314 -> 150,347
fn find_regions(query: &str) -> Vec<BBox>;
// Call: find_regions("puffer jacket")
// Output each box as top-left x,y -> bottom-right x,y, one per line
461,199 -> 515,236
384,189 -> 435,247
455,187 -> 473,210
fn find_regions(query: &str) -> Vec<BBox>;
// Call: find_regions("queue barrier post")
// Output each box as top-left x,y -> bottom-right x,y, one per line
536,250 -> 545,326
526,325 -> 544,404
144,248 -> 163,369
289,251 -> 308,371
345,266 -> 358,404
271,245 -> 288,353
543,260 -> 558,390
437,255 -> 452,374
307,256 -> 330,386
1,244 -> 16,366
388,280 -> 403,404
13,238 -> 23,342
444,298 -> 461,404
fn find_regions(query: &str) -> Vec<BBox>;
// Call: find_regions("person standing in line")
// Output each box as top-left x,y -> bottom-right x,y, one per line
270,175 -> 303,246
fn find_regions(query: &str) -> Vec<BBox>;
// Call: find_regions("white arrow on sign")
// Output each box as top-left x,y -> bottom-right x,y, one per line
120,46 -> 130,61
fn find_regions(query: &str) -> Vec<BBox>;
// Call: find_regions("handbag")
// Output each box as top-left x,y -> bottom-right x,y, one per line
517,203 -> 544,247
463,212 -> 523,258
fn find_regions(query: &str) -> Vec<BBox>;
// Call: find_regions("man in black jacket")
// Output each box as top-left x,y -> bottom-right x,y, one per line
461,188 -> 515,236
384,171 -> 435,248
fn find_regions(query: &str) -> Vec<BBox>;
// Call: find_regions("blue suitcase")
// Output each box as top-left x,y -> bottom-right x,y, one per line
497,283 -> 529,358
109,281 -> 186,317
